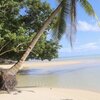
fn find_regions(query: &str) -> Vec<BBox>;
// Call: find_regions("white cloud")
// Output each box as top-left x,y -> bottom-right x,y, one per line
59,48 -> 72,53
76,42 -> 99,51
77,21 -> 100,32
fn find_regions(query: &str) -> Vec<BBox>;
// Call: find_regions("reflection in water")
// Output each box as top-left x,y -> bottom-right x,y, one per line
17,74 -> 60,87
17,62 -> 100,92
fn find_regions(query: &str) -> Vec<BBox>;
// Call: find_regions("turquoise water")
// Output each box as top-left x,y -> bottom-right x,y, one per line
17,56 -> 100,92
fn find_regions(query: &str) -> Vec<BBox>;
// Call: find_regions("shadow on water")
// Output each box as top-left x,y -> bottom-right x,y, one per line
17,63 -> 100,92
18,63 -> 100,75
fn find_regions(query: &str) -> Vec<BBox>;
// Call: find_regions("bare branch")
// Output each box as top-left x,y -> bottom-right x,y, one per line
0,41 -> 11,52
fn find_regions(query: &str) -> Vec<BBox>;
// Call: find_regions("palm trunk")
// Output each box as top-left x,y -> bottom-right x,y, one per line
7,2 -> 63,75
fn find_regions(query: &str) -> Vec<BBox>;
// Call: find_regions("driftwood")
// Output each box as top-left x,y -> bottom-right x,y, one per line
0,69 -> 17,93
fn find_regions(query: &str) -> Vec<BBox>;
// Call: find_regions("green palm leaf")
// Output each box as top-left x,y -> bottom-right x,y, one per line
78,0 -> 95,16
53,0 -> 95,47
52,0 -> 70,41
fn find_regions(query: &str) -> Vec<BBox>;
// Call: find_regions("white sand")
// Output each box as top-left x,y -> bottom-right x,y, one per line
0,88 -> 100,100
0,60 -> 81,70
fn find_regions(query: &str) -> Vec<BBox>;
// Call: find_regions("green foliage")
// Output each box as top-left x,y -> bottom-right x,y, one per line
79,0 -> 95,16
53,0 -> 95,46
29,39 -> 61,61
0,0 -> 61,61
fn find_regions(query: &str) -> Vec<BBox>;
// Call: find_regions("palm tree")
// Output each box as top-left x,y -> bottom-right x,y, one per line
0,0 -> 95,92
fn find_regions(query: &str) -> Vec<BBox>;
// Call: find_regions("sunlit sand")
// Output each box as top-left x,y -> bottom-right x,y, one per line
0,88 -> 100,100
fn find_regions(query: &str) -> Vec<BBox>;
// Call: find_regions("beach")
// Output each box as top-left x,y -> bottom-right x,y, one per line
0,88 -> 100,100
0,59 -> 100,100
0,60 -> 82,69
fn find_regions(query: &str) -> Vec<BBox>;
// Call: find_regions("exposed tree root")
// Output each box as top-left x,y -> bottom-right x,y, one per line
0,69 -> 17,93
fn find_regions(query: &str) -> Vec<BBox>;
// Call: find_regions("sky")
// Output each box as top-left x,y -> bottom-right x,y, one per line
43,0 -> 100,58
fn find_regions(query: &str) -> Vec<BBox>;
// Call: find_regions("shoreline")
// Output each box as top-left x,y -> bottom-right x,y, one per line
0,60 -> 83,70
0,87 -> 100,100
0,58 -> 99,70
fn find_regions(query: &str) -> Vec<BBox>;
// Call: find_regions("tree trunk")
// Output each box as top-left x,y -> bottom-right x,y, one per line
7,2 -> 62,76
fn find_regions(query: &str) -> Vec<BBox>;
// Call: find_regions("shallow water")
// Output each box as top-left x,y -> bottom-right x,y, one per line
17,57 -> 100,92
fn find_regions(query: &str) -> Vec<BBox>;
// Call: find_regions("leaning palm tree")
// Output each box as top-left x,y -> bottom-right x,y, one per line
0,0 -> 96,92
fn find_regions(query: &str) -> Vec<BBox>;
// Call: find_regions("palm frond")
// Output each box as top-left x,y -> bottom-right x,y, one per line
79,0 -> 95,16
53,0 -> 95,47
52,0 -> 70,41
68,0 -> 77,47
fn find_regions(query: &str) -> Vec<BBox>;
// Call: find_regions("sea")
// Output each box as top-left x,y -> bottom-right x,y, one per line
17,55 -> 100,93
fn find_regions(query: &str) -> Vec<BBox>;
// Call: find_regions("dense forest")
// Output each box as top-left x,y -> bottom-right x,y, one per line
0,0 -> 61,63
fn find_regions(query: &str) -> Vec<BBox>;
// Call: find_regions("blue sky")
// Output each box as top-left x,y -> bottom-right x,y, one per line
44,0 -> 100,58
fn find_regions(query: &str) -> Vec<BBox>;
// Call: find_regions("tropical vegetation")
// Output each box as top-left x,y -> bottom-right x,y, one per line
0,0 -> 96,92
0,0 -> 60,62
